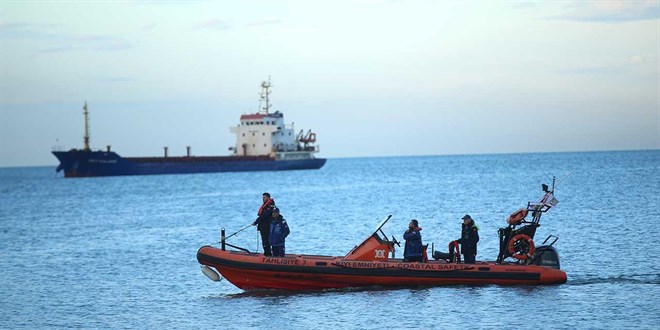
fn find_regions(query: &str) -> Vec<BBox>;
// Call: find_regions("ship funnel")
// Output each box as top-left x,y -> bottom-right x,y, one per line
164,146 -> 168,158
107,145 -> 111,152
186,146 -> 191,157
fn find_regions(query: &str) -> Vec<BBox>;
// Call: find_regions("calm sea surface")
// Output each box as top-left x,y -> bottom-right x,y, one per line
1,151 -> 659,329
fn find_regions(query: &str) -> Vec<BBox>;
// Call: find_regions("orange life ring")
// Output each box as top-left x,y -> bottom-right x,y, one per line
508,234 -> 535,260
506,208 -> 528,225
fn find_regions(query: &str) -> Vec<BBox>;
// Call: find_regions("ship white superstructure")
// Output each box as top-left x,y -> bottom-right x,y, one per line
229,79 -> 320,160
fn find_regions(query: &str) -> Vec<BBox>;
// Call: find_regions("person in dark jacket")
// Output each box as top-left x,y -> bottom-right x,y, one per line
252,192 -> 275,256
268,208 -> 290,257
456,214 -> 479,264
403,219 -> 423,262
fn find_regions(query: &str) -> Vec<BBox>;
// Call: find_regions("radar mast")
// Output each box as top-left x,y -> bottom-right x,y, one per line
259,77 -> 272,115
83,101 -> 90,151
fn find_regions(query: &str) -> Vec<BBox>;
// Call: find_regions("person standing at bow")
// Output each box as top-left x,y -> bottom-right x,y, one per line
252,192 -> 275,256
268,208 -> 290,257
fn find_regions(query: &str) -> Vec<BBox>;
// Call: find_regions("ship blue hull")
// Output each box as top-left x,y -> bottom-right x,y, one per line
52,150 -> 326,178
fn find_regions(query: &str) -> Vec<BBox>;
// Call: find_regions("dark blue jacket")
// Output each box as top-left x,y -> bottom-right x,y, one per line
268,216 -> 290,247
458,220 -> 479,255
403,229 -> 423,259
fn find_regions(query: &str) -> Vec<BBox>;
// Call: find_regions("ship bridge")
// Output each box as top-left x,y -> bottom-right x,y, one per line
229,79 -> 319,158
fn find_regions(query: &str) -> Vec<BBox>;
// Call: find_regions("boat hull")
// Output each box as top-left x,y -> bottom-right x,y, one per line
197,246 -> 567,290
52,150 -> 326,178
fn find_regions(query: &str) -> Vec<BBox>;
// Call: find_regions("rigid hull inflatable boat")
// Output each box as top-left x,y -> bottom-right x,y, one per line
197,180 -> 567,290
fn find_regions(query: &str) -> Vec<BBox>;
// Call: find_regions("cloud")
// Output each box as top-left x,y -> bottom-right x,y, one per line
628,55 -> 655,64
245,17 -> 283,27
139,23 -> 157,32
555,66 -> 622,75
1,21 -> 132,52
75,35 -> 133,51
550,1 -> 659,22
194,19 -> 232,30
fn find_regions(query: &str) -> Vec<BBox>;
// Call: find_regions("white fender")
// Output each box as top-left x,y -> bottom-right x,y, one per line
201,265 -> 220,282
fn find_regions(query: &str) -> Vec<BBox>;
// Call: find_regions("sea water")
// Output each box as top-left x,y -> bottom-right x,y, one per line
1,151 -> 659,329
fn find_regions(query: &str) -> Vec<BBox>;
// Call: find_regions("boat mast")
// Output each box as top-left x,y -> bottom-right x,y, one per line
259,77 -> 271,115
83,101 -> 90,151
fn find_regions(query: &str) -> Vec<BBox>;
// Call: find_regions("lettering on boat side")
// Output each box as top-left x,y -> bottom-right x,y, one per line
335,261 -> 390,269
397,263 -> 471,271
263,258 -> 307,265
334,261 -> 472,271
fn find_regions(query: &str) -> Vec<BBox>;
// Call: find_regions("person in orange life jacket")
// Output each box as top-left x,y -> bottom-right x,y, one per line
456,214 -> 479,264
268,208 -> 290,257
403,219 -> 423,262
252,192 -> 275,256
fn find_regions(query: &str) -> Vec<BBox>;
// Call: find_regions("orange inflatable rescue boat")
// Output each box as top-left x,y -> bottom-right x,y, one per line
197,179 -> 567,290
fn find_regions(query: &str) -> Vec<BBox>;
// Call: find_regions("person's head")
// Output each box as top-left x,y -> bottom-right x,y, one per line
462,214 -> 472,224
272,207 -> 280,217
409,219 -> 419,229
262,192 -> 271,202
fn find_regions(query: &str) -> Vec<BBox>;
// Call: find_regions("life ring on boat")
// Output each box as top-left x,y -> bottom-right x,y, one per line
508,234 -> 535,260
506,208 -> 528,225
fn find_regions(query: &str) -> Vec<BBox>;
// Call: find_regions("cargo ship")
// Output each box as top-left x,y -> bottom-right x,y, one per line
52,80 -> 326,178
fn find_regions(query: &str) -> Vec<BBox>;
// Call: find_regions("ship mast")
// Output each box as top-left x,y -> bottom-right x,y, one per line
83,101 -> 90,151
259,77 -> 272,115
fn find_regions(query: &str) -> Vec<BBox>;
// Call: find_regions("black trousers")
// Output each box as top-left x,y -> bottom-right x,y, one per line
259,229 -> 272,256
463,254 -> 476,264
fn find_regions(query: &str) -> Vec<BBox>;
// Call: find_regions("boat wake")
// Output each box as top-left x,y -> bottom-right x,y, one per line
568,273 -> 660,286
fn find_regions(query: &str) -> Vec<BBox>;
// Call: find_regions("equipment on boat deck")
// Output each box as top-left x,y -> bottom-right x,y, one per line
497,177 -> 560,265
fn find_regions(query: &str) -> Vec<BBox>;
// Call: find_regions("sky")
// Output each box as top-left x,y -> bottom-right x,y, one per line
1,0 -> 658,167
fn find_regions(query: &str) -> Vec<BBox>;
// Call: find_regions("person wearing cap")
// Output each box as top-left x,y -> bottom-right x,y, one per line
268,207 -> 290,257
456,214 -> 480,264
252,192 -> 276,256
403,219 -> 424,262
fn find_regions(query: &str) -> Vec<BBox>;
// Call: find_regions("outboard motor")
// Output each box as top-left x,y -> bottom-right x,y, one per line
530,245 -> 561,269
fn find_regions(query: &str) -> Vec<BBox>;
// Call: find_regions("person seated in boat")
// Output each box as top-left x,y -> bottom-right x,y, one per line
403,219 -> 424,262
252,192 -> 276,256
456,214 -> 479,264
268,208 -> 290,257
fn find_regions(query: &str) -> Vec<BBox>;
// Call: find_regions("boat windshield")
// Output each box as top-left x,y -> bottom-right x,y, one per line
372,215 -> 392,238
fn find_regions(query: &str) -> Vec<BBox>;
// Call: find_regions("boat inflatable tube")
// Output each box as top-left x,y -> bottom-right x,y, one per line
201,265 -> 221,282
508,234 -> 535,260
507,208 -> 528,225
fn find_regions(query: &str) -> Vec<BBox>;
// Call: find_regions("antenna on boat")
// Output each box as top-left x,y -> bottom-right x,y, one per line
554,169 -> 575,189
259,77 -> 272,115
83,101 -> 90,151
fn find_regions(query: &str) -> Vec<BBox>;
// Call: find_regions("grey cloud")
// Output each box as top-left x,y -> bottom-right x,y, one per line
549,2 -> 659,23
194,19 -> 232,30
245,17 -> 283,27
555,66 -> 623,75
2,21 -> 132,53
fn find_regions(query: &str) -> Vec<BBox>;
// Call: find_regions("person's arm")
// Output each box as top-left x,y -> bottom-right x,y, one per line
403,230 -> 420,241
282,221 -> 290,239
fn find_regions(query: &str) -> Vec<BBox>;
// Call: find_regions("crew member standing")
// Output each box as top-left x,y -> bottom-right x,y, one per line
268,208 -> 290,257
456,214 -> 479,264
403,219 -> 423,262
252,192 -> 275,256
